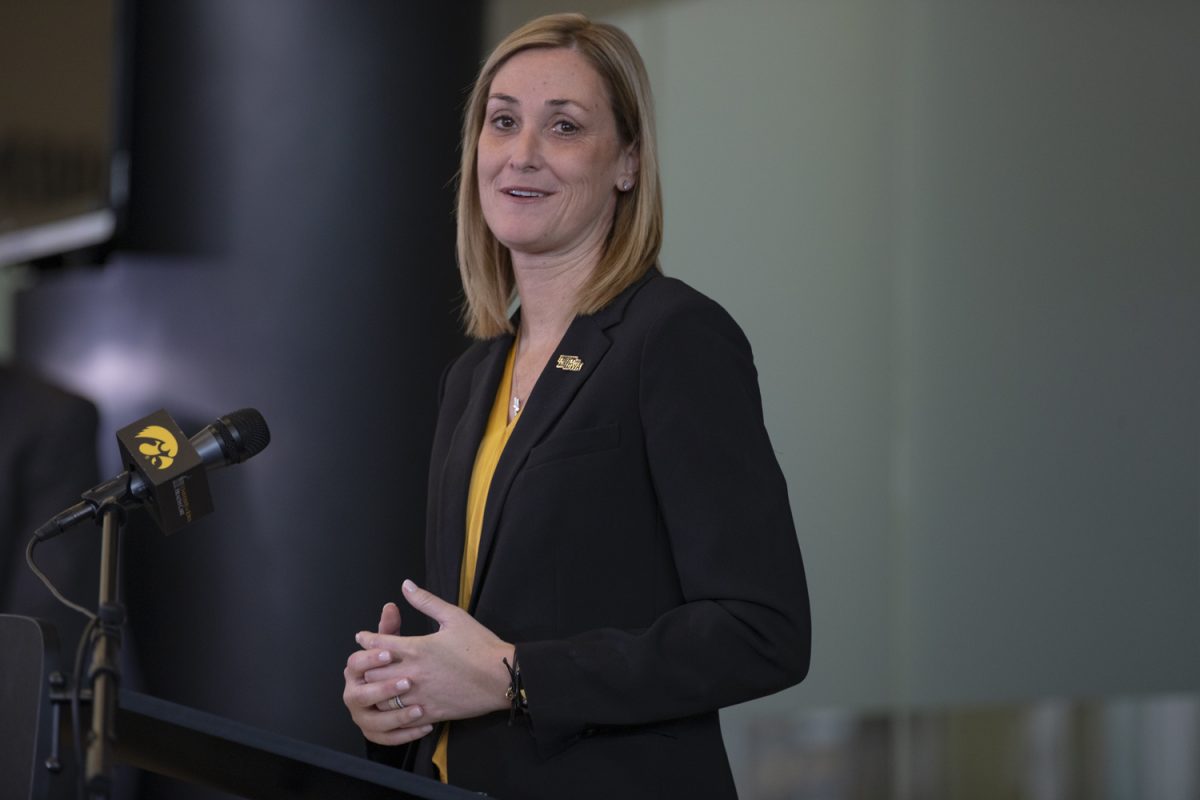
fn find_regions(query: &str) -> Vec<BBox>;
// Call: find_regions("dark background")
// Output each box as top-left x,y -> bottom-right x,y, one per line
13,2 -> 483,797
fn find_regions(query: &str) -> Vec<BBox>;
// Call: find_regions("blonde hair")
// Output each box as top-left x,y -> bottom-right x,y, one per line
456,13 -> 663,339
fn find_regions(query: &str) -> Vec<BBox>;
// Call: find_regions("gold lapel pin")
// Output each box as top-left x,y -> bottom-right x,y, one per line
555,354 -> 583,372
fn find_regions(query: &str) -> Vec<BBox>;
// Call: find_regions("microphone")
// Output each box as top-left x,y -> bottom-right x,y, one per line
34,408 -> 270,540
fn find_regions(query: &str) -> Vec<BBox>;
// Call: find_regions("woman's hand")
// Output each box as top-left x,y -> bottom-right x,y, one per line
354,580 -> 515,726
342,600 -> 434,746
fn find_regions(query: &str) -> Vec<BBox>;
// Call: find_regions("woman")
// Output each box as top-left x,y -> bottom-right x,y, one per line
343,13 -> 810,799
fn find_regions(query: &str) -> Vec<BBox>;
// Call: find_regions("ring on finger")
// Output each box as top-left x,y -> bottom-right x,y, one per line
388,695 -> 405,710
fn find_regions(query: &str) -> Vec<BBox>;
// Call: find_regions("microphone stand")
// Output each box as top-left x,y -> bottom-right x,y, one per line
85,499 -> 126,799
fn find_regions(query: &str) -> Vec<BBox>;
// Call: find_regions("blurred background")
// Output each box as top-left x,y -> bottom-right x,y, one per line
2,1 -> 1197,798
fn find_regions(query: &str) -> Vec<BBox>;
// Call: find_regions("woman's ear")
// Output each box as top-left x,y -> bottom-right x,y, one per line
617,140 -> 640,191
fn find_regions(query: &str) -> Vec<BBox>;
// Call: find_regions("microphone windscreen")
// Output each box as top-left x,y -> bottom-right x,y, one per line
216,408 -> 271,463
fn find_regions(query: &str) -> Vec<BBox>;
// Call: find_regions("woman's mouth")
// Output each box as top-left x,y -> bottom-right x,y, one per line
503,187 -> 551,198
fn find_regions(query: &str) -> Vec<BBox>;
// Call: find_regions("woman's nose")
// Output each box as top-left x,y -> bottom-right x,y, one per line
509,127 -> 541,171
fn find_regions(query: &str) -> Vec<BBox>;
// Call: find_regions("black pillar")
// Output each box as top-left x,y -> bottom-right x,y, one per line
17,2 -> 481,797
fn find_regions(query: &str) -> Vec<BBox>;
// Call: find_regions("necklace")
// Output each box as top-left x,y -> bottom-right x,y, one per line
511,329 -> 530,417
510,359 -> 522,416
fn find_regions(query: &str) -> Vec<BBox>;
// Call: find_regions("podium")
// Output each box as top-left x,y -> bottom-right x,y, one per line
0,614 -> 485,799
1,615 -> 66,800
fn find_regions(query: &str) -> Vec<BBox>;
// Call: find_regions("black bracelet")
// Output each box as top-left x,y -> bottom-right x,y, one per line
502,655 -> 528,725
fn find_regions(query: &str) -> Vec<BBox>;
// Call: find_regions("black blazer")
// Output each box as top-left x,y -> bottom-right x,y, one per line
382,271 -> 810,799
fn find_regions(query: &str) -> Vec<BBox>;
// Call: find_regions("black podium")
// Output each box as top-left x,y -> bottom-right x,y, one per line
0,615 -> 484,799
1,615 -> 68,800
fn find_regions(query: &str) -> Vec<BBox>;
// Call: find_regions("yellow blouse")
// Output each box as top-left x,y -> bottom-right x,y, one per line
433,340 -> 520,783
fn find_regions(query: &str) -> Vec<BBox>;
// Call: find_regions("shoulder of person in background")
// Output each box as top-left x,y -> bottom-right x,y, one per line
0,362 -> 102,651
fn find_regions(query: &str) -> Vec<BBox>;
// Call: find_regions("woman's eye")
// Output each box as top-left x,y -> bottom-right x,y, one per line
491,114 -> 517,130
553,120 -> 579,135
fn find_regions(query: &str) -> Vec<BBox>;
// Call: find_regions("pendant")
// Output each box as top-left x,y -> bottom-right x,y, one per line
511,396 -> 521,415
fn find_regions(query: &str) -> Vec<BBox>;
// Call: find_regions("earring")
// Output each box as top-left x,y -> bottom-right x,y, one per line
621,180 -> 633,191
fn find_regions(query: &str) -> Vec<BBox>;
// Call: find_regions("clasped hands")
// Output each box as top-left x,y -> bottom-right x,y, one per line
343,579 -> 515,746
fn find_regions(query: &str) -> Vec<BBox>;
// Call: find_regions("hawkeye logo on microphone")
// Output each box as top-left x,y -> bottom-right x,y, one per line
116,409 -> 213,534
133,425 -> 179,470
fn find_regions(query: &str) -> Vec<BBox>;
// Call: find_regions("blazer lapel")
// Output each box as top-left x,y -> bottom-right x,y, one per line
465,270 -> 656,612
432,335 -> 512,606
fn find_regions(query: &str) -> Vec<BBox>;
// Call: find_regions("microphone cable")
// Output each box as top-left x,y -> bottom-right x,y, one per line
25,533 -> 101,800
24,535 -> 97,623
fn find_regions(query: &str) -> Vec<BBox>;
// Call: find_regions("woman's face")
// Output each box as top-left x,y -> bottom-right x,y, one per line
477,47 -> 637,264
